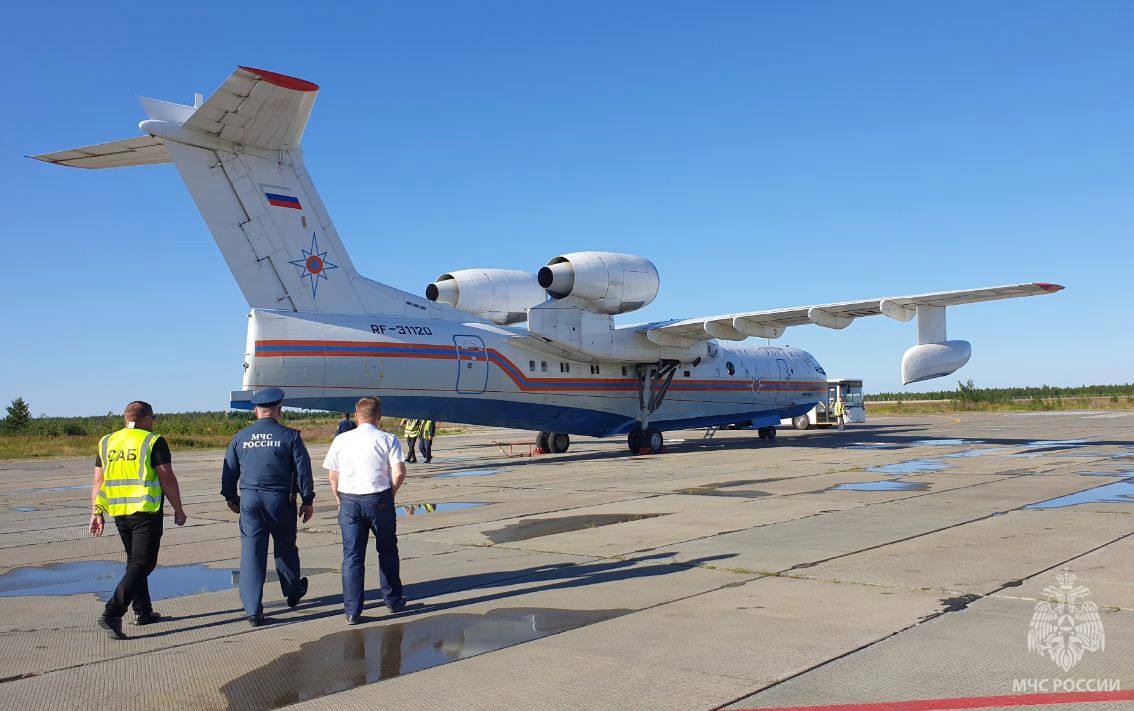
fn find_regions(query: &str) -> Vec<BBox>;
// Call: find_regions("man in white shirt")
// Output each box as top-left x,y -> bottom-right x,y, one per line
322,396 -> 408,624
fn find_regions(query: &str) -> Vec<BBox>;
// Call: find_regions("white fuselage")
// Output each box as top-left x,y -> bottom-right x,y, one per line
240,309 -> 828,437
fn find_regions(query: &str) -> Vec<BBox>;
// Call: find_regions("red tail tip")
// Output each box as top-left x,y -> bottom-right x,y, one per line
1034,282 -> 1065,293
238,66 -> 319,92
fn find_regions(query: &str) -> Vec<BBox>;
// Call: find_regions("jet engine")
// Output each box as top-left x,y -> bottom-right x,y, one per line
425,269 -> 546,325
537,251 -> 659,315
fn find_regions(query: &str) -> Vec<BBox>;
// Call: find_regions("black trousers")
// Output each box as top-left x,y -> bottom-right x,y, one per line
105,512 -> 163,618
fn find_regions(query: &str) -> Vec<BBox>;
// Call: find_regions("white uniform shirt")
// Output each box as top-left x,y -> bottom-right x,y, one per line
321,424 -> 404,494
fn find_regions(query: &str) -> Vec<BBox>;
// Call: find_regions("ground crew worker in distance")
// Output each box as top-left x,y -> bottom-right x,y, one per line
416,419 -> 435,463
221,388 -> 315,626
336,412 -> 356,436
401,418 -> 421,463
325,396 -> 407,624
89,401 -> 187,640
833,397 -> 847,430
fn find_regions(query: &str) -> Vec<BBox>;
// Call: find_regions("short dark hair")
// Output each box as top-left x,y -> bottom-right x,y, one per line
355,396 -> 381,419
124,401 -> 154,422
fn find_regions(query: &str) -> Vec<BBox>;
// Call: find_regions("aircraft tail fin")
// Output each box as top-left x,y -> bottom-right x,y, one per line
31,66 -> 414,316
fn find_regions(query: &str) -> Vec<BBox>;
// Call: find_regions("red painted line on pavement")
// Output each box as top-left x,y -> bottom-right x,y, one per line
733,689 -> 1134,711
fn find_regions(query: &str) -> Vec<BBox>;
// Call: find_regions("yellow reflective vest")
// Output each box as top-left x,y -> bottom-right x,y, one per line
97,427 -> 164,516
833,400 -> 847,417
402,419 -> 421,437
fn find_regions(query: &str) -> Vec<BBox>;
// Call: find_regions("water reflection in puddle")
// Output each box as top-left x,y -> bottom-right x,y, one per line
221,607 -> 631,710
943,447 -> 1013,458
0,560 -> 236,600
831,481 -> 929,492
1025,480 -> 1134,509
1076,470 -> 1134,477
914,439 -> 983,446
11,507 -> 37,512
22,485 -> 88,493
432,468 -> 509,479
868,459 -> 950,474
485,513 -> 665,543
398,502 -> 488,517
844,443 -> 906,450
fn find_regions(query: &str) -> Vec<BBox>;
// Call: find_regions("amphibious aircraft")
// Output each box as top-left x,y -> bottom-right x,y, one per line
33,67 -> 1063,454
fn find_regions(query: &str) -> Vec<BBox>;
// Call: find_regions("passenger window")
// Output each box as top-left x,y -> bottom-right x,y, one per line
529,360 -> 535,371
683,370 -> 690,377
622,366 -> 628,376
565,362 -> 571,373
541,361 -> 547,372
726,362 -> 735,376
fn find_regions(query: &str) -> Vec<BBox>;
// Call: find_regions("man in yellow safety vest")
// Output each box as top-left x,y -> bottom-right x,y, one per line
88,401 -> 187,640
401,418 -> 422,463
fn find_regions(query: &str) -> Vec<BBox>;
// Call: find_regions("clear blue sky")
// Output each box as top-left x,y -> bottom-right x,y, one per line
2,2 -> 1131,416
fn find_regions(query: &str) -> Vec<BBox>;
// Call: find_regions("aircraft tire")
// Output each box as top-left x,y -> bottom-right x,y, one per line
627,428 -> 644,453
767,426 -> 777,441
757,427 -> 768,440
549,432 -> 570,454
644,427 -> 663,454
536,431 -> 551,451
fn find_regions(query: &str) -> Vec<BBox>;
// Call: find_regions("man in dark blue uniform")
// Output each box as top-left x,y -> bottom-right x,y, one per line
221,388 -> 315,626
335,412 -> 356,436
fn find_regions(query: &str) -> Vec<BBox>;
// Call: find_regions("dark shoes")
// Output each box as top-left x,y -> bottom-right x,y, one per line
132,610 -> 162,626
424,457 -> 432,463
98,615 -> 128,640
387,597 -> 407,614
346,614 -> 363,626
406,457 -> 417,463
287,577 -> 309,608
247,614 -> 264,627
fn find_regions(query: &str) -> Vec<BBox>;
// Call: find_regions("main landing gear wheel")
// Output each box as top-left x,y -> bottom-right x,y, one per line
792,416 -> 810,430
644,427 -> 664,454
548,432 -> 570,454
536,431 -> 551,451
627,428 -> 644,453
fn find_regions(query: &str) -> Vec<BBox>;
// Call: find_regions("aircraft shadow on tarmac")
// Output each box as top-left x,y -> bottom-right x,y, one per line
431,425 -> 1133,470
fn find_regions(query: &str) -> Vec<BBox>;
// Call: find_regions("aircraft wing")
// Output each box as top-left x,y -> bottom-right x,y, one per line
30,136 -> 170,169
181,65 -> 319,151
636,282 -> 1064,345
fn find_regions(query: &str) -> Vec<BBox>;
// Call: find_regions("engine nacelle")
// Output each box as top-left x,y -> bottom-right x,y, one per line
901,340 -> 971,384
537,251 -> 659,315
425,269 -> 545,325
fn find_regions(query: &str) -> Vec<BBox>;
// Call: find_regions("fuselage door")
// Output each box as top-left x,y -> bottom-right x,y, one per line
454,335 -> 489,394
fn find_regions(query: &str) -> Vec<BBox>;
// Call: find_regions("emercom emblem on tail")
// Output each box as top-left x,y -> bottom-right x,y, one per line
30,65 -> 427,318
289,232 -> 339,298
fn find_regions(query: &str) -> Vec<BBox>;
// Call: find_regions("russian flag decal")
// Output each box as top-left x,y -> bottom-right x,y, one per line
265,191 -> 302,210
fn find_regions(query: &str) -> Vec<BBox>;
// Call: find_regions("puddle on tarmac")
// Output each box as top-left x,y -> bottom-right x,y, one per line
0,560 -> 236,600
21,485 -> 88,493
484,513 -> 666,543
11,507 -> 37,512
673,479 -> 772,498
432,468 -> 509,479
844,443 -> 907,450
831,481 -> 929,492
868,459 -> 950,474
943,447 -> 1013,458
426,456 -> 475,463
914,439 -> 983,446
1026,439 -> 1093,446
1076,470 -> 1134,477
398,502 -> 488,517
221,606 -> 631,710
1024,480 -> 1134,509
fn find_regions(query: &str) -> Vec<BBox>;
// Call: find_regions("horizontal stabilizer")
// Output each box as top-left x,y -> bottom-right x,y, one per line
30,136 -> 170,169
181,66 -> 319,151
